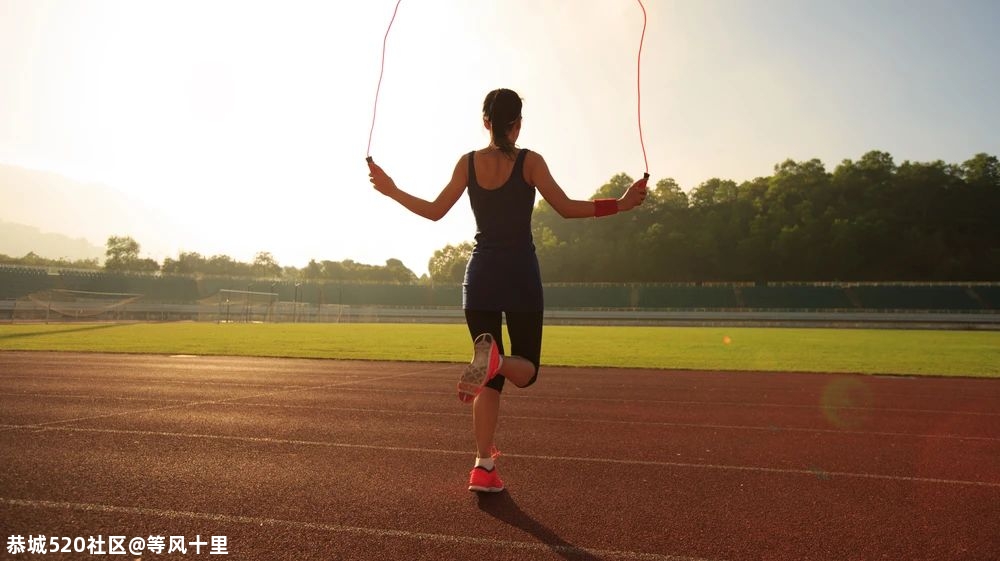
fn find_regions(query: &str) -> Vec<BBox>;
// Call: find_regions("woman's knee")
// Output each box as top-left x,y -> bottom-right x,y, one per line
516,364 -> 540,388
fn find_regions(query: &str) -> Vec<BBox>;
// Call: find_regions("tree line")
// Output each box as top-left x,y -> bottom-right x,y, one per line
1,238 -> 419,283
431,150 -> 998,283
3,151 -> 996,283
136,242 -> 418,283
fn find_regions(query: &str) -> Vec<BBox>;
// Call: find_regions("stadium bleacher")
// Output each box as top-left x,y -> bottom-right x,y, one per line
635,284 -> 739,309
741,284 -> 854,310
851,285 -> 982,311
0,265 -> 56,299
546,284 -> 632,309
1,265 -> 996,314
969,286 -> 999,310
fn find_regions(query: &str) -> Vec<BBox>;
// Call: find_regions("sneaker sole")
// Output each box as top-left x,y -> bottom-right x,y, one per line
457,334 -> 496,403
468,485 -> 504,493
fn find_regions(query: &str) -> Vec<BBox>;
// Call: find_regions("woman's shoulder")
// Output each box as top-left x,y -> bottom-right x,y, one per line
522,149 -> 545,170
468,147 -> 536,156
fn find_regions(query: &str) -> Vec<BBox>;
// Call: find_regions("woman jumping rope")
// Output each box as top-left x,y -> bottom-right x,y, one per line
367,88 -> 648,493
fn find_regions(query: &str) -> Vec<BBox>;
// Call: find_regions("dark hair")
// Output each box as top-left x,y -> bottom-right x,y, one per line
483,88 -> 522,158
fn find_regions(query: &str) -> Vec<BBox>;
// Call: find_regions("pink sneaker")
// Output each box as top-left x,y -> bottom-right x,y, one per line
468,466 -> 504,493
457,333 -> 502,404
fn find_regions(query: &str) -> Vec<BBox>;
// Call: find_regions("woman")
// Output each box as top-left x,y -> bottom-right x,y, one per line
367,88 -> 648,493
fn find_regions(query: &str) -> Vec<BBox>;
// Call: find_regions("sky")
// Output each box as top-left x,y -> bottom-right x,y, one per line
1,0 -> 998,275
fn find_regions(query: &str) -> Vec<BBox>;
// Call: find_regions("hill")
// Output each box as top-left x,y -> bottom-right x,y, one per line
0,163 -> 172,261
0,220 -> 103,261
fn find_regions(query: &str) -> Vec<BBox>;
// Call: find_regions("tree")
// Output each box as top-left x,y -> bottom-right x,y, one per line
384,258 -> 418,283
252,251 -> 281,278
303,259 -> 323,279
162,252 -> 207,275
961,153 -> 1000,190
0,252 -> 99,270
689,178 -> 738,208
104,235 -> 158,272
428,242 -> 473,284
206,254 -> 251,277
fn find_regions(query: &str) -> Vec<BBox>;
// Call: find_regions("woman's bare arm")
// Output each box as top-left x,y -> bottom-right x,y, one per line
368,156 -> 468,221
525,151 -> 647,218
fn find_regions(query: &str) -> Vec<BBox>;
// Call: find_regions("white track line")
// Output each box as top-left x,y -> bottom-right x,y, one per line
5,369 -> 996,416
0,365 -> 449,431
0,498 -> 716,561
5,355 -> 998,397
0,392 -> 192,403
0,359 -> 448,386
5,384 -> 998,442
217,402 -> 1000,443
4,425 -> 998,489
324,386 -> 1000,416
0,373 -> 334,389
7,384 -> 997,418
405,371 -> 1000,399
3,394 -> 995,442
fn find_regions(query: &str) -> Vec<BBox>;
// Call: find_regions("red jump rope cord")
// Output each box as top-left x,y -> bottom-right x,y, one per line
636,0 -> 649,179
367,0 -> 403,161
368,0 -> 647,179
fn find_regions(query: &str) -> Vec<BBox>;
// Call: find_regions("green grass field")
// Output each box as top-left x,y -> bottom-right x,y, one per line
1,322 -> 997,377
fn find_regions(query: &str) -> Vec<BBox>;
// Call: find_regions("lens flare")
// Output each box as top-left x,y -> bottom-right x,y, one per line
820,377 -> 874,429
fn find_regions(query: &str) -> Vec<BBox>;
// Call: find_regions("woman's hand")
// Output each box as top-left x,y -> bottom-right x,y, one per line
617,176 -> 649,212
367,159 -> 398,197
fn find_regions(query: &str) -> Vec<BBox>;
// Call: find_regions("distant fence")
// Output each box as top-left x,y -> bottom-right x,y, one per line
1,265 -> 998,328
2,299 -> 998,329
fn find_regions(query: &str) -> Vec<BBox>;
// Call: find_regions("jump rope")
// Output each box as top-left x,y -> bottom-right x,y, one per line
366,0 -> 650,182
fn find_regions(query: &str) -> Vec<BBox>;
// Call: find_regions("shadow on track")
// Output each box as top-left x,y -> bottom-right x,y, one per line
0,323 -> 121,341
477,490 -> 603,561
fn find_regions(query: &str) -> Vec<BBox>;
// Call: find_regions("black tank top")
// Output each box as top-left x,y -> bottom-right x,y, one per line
462,148 -> 544,311
466,148 -> 536,250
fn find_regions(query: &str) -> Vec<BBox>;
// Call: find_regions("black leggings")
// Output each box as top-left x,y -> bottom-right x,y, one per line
464,310 -> 543,393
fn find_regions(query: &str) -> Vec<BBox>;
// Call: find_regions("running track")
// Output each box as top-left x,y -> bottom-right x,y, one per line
1,351 -> 998,560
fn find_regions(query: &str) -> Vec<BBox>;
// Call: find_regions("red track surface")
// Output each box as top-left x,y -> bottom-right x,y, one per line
1,351 -> 998,560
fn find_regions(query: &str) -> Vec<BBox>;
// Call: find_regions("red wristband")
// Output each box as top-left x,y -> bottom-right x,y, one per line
594,198 -> 618,217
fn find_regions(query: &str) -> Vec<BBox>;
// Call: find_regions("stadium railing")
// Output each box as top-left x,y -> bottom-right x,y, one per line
1,266 -> 997,326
